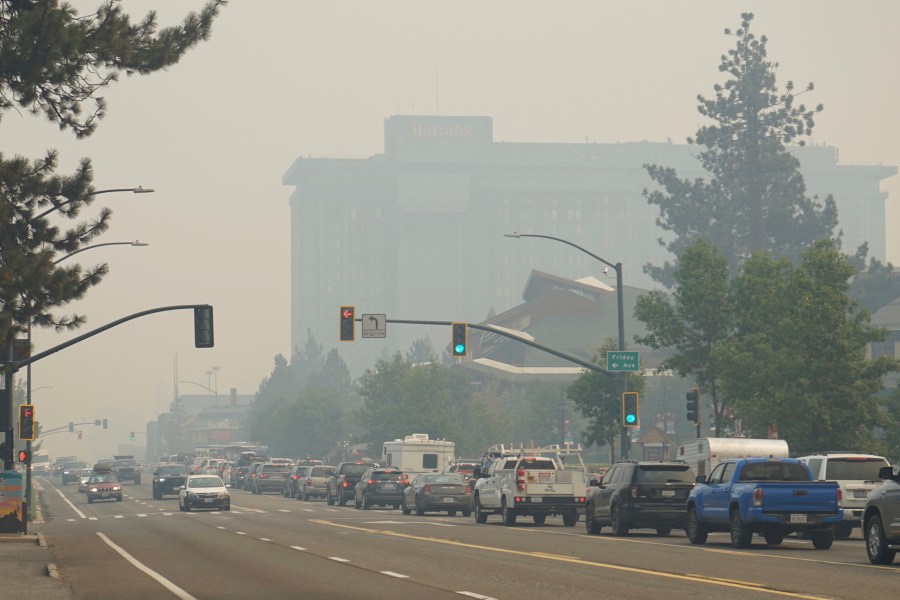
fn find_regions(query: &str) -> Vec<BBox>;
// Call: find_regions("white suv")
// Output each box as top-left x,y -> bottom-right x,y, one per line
798,452 -> 890,538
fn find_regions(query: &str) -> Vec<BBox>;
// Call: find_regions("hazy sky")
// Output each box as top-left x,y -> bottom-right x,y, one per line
5,1 -> 898,462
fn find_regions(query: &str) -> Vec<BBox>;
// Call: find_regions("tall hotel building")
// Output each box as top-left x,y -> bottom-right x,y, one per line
283,115 -> 896,374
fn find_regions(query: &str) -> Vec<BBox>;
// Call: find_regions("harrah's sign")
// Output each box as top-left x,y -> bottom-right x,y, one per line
410,122 -> 474,138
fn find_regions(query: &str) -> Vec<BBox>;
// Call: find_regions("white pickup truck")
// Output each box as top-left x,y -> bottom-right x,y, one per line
472,452 -> 586,526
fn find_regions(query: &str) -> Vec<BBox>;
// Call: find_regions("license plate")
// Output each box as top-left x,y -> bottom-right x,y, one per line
790,513 -> 807,523
101,492 -> 108,498
204,498 -> 213,504
382,484 -> 397,490
854,490 -> 868,498
531,497 -> 543,503
661,490 -> 675,497
442,497 -> 455,503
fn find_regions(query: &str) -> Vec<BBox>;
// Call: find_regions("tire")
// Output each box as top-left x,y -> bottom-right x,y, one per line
835,522 -> 853,539
152,488 -> 160,500
730,510 -> 752,548
811,530 -> 834,550
562,510 -> 578,527
610,505 -> 628,536
402,500 -> 412,515
447,510 -> 456,517
327,491 -> 335,506
686,506 -> 708,545
301,490 -> 309,502
416,497 -> 425,516
764,530 -> 784,546
585,503 -> 602,535
135,476 -> 141,485
502,499 -> 516,526
866,515 -> 896,564
117,495 -> 123,502
656,528 -> 671,536
474,496 -> 488,524
354,496 -> 362,509
223,505 -> 231,511
392,504 -> 399,510
338,495 -> 348,507
184,502 -> 191,512
362,495 -> 371,510
462,510 -> 471,518
87,497 -> 93,504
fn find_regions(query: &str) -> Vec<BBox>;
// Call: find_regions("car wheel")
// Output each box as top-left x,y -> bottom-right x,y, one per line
184,500 -> 191,513
338,495 -> 348,507
686,506 -> 707,544
656,528 -> 672,536
354,496 -> 362,510
223,505 -> 231,511
562,510 -> 577,527
117,495 -> 123,502
448,510 -> 457,517
611,505 -> 628,536
764,530 -> 784,545
362,495 -> 371,510
866,515 -> 896,564
835,522 -> 853,539
326,491 -> 335,506
811,529 -> 834,550
585,503 -> 602,535
402,499 -> 412,515
135,477 -> 141,485
462,510 -> 471,518
415,497 -> 425,516
474,495 -> 488,524
533,514 -> 546,525
87,497 -> 93,504
301,490 -> 309,502
501,499 -> 516,526
392,504 -> 399,510
730,510 -> 752,548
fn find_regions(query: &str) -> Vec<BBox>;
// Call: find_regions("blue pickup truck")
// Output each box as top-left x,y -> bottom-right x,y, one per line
686,457 -> 843,549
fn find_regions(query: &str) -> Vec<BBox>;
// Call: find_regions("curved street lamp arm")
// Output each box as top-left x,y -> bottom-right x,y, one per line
504,232 -> 620,271
31,187 -> 154,222
52,241 -> 149,264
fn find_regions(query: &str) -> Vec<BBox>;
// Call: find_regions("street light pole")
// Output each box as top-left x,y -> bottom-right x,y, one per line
505,232 -> 630,459
31,186 -> 154,221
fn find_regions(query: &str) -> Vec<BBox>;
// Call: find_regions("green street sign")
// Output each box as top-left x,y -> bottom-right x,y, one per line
607,351 -> 639,372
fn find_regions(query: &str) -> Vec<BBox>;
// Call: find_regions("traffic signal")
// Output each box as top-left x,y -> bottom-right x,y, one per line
69,421 -> 74,433
130,431 -> 136,441
339,306 -> 355,341
622,392 -> 639,427
18,404 -> 35,440
686,389 -> 699,424
18,449 -> 30,463
194,305 -> 215,348
102,418 -> 108,429
451,322 -> 467,357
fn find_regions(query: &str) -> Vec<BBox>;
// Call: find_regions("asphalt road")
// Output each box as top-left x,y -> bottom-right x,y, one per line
36,476 -> 900,600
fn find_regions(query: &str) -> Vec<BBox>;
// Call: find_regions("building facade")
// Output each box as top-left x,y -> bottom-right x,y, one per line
283,115 -> 896,374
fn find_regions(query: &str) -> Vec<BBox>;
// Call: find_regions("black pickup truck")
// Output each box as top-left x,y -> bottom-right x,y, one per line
326,461 -> 375,506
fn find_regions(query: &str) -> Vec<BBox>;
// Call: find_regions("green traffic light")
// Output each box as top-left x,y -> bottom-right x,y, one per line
454,344 -> 465,354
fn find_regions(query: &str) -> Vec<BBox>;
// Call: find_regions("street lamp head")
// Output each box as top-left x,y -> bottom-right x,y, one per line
132,187 -> 154,194
131,241 -> 150,247
503,232 -> 522,238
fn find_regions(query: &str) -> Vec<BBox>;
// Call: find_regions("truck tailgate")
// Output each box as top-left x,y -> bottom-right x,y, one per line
523,469 -> 574,495
757,482 -> 840,512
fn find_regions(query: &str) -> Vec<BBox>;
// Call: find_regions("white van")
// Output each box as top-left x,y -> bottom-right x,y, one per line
675,437 -> 790,478
381,434 -> 455,473
797,451 -> 890,538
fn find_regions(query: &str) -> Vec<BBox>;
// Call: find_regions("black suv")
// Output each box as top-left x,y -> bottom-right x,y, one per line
231,452 -> 263,489
60,461 -> 88,485
354,467 -> 408,510
152,463 -> 189,499
584,460 -> 696,536
113,458 -> 142,485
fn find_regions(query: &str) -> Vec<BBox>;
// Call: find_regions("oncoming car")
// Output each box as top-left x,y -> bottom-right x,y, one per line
179,475 -> 230,512
86,472 -> 123,504
78,468 -> 93,493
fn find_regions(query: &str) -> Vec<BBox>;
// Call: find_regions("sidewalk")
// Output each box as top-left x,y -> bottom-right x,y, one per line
0,479 -> 73,599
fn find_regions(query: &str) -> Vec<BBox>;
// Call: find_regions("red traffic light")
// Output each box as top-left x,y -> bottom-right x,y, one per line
18,449 -> 30,463
339,306 -> 355,341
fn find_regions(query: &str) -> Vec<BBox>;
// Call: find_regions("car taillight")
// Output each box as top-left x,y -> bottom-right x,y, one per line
422,484 -> 431,493
292,475 -> 299,480
342,480 -> 348,488
516,468 -> 525,492
367,479 -> 377,486
306,479 -> 313,485
836,487 -> 843,508
259,474 -> 267,479
753,487 -> 763,507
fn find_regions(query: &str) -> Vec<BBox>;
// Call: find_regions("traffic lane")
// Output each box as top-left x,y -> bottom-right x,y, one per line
42,475 -> 164,521
189,502 -> 847,600
42,502 -> 464,600
302,508 -> 900,600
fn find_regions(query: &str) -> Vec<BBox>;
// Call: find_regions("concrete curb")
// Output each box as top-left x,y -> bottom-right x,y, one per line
46,563 -> 62,580
37,532 -> 47,547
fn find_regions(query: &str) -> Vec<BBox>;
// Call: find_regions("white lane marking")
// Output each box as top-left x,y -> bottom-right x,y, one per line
278,509 -> 291,513
302,509 -> 315,512
217,526 -> 226,530
137,514 -> 147,518
381,571 -> 409,579
259,538 -> 273,542
290,546 -> 306,551
366,520 -> 455,527
67,518 -> 76,522
457,593 -> 497,600
328,557 -> 350,563
114,515 -> 124,519
88,517 -> 98,521
53,487 -> 87,519
231,505 -> 266,513
96,532 -> 198,600
236,532 -> 247,536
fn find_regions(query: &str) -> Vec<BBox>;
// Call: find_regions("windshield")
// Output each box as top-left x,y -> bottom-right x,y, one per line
637,465 -> 695,483
738,462 -> 810,482
342,464 -> 370,476
311,467 -> 335,477
825,458 -> 889,480
90,475 -> 117,484
423,474 -> 466,485
371,471 -> 405,481
262,465 -> 291,474
115,460 -> 137,467
189,476 -> 224,488
159,466 -> 188,476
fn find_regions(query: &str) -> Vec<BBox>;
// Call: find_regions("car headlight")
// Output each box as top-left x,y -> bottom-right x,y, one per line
218,492 -> 230,499
112,486 -> 122,491
89,487 -> 98,492
158,478 -> 166,482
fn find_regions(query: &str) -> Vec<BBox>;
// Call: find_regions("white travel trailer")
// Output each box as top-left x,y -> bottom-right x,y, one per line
675,437 -> 790,478
381,434 -> 455,473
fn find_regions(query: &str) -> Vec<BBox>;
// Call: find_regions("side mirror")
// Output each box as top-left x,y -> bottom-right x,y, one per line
695,475 -> 707,484
878,465 -> 896,480
588,479 -> 600,487
472,467 -> 482,479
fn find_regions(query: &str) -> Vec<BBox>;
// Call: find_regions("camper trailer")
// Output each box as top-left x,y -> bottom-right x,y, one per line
381,434 -> 455,473
675,437 -> 789,477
